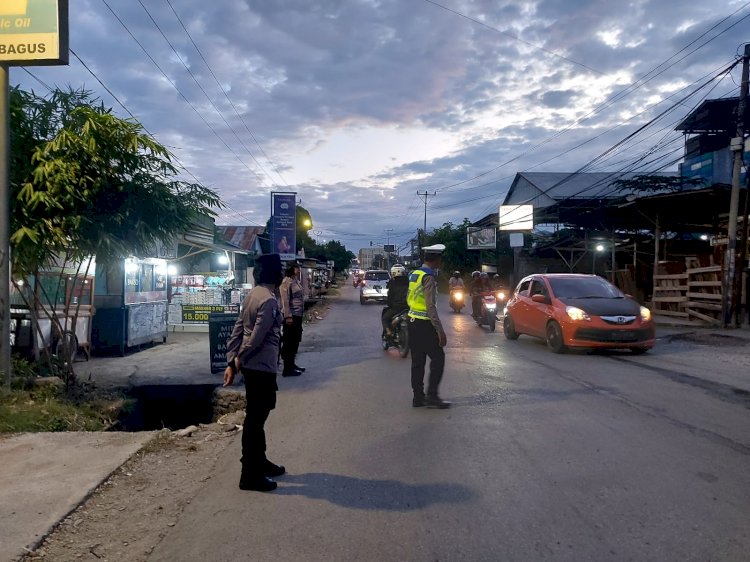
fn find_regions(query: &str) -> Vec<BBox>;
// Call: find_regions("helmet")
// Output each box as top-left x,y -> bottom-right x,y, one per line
493,274 -> 501,279
472,271 -> 480,278
390,265 -> 406,277
453,271 -> 460,277
480,272 -> 488,279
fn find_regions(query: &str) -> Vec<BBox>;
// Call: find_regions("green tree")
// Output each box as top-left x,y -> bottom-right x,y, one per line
9,87 -> 223,381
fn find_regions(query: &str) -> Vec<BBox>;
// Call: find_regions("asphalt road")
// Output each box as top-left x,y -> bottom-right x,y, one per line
150,284 -> 750,562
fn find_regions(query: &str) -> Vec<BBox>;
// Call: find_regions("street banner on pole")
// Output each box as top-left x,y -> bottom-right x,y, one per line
0,0 -> 69,65
467,227 -> 496,250
271,192 -> 297,261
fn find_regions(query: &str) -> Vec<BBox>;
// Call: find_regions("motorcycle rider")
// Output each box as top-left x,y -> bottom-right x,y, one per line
382,264 -> 409,338
470,271 -> 482,318
492,274 -> 503,290
448,271 -> 464,290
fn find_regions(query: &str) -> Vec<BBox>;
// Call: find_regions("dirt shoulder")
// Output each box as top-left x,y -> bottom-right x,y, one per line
20,414 -> 243,562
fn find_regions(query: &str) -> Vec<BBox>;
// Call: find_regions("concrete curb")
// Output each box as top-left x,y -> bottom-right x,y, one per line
1,431 -> 161,562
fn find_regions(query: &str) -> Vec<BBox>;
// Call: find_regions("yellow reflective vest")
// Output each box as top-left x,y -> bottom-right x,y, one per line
407,268 -> 431,320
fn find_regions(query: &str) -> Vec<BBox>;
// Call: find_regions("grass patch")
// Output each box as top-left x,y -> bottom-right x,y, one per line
1,354 -> 133,433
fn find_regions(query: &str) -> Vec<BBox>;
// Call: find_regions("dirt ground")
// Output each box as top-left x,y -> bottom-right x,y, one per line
19,412 -> 245,562
18,292 -> 336,561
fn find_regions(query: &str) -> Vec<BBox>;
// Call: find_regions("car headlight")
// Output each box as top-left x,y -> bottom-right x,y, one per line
640,306 -> 652,322
566,306 -> 590,321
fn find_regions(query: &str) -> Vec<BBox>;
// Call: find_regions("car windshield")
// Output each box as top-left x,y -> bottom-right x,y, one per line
548,277 -> 624,299
365,271 -> 389,281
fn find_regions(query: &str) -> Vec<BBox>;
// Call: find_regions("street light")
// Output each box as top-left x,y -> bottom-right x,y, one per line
303,218 -> 312,228
593,243 -> 605,274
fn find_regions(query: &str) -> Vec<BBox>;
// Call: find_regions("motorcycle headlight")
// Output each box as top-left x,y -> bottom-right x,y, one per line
640,306 -> 652,322
565,306 -> 590,321
496,291 -> 506,301
486,304 -> 497,311
454,291 -> 463,300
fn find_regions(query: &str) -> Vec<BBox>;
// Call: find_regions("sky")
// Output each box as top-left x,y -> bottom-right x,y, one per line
12,0 -> 750,254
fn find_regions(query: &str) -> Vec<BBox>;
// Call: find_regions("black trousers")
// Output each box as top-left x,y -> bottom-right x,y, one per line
241,369 -> 278,475
281,315 -> 303,367
408,319 -> 445,398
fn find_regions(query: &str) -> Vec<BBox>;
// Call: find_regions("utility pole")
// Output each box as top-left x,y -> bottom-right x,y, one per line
384,228 -> 393,268
722,44 -> 750,327
417,191 -> 436,248
1,65 -> 10,390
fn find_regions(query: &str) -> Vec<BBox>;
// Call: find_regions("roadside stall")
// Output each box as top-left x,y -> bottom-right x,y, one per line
91,257 -> 169,356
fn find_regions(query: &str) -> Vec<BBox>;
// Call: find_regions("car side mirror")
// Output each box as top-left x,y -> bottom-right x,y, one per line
531,294 -> 549,304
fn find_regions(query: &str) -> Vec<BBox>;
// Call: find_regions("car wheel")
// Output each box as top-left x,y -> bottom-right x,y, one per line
546,321 -> 566,354
631,347 -> 649,355
503,315 -> 519,340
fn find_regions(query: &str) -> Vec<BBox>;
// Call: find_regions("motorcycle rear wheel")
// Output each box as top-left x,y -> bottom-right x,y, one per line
397,326 -> 409,358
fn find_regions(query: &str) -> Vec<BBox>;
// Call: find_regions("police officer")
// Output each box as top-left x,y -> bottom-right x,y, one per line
224,253 -> 285,492
406,244 -> 450,409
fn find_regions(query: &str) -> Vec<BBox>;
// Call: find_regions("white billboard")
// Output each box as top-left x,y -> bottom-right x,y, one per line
467,227 -> 496,250
499,205 -> 533,231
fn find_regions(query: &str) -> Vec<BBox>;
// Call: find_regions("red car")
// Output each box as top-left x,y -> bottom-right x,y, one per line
503,274 -> 655,354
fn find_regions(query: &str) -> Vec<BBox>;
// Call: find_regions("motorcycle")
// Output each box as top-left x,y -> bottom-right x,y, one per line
475,292 -> 498,332
382,309 -> 410,358
353,275 -> 361,288
450,288 -> 465,313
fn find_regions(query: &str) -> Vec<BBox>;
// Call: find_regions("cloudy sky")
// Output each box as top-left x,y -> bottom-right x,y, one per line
13,0 -> 750,253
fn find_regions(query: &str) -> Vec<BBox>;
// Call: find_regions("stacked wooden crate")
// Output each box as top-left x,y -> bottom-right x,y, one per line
652,273 -> 689,320
686,265 -> 723,325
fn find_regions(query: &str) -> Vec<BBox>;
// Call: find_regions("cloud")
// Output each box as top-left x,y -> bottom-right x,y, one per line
14,0 -> 749,251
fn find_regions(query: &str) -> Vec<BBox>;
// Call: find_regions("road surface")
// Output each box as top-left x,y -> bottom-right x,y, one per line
151,284 -> 750,562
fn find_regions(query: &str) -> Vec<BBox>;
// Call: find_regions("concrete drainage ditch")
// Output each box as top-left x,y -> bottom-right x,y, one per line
118,384 -> 246,431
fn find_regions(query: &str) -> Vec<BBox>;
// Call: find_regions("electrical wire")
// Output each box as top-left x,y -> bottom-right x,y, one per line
163,0 -> 291,188
99,0 -> 268,185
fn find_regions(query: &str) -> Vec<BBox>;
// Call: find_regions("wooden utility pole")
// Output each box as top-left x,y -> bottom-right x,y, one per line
0,65 -> 9,390
722,44 -> 750,327
417,191 -> 436,247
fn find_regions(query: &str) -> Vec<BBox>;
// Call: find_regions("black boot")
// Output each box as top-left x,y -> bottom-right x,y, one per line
239,474 -> 278,492
426,396 -> 451,409
282,363 -> 302,377
263,459 -> 286,477
412,394 -> 426,407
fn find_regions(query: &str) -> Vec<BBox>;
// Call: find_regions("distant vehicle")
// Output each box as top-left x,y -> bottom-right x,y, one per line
503,274 -> 656,354
360,270 -> 390,305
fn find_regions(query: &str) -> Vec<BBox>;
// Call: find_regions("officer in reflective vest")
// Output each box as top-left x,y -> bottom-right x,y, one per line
406,244 -> 450,409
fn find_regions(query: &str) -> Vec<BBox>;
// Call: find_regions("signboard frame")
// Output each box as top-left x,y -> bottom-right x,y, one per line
271,191 -> 297,261
467,227 -> 497,250
0,0 -> 69,66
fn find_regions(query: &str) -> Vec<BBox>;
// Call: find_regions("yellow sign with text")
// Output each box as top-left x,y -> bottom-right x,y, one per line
0,0 -> 67,64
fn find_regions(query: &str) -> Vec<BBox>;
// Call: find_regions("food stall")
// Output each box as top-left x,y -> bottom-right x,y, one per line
92,257 -> 169,355
167,271 -> 246,330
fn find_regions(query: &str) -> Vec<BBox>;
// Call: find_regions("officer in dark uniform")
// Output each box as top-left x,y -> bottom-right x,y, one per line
224,253 -> 285,492
406,244 -> 450,409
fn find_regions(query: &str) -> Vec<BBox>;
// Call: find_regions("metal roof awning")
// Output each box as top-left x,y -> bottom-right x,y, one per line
177,235 -> 248,261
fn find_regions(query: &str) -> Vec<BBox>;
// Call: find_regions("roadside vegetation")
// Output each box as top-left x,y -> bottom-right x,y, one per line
0,355 -> 131,432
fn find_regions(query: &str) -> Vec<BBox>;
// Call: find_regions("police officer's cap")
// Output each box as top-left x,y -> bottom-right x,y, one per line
422,243 -> 445,257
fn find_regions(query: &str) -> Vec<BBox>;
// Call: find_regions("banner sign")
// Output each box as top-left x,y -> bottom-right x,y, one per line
467,227 -> 497,250
499,205 -> 534,231
0,0 -> 69,65
271,192 -> 297,261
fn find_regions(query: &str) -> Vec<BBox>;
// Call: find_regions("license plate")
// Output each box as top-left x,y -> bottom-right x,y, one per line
373,285 -> 382,290
616,331 -> 637,341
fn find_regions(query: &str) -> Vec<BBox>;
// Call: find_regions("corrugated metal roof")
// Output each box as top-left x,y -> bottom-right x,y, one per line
502,171 -> 675,208
216,225 -> 265,252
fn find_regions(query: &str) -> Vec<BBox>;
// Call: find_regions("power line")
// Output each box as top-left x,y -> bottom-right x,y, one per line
427,3 -> 750,195
163,0 -> 291,188
422,0 -> 605,76
99,0 -> 267,185
136,0 -> 277,187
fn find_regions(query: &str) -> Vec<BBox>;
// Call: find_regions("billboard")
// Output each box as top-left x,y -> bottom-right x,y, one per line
271,192 -> 297,260
383,244 -> 396,253
467,227 -> 496,250
499,205 -> 534,231
0,0 -> 69,65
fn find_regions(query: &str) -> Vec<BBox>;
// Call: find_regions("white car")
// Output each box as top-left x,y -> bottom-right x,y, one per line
360,270 -> 390,304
